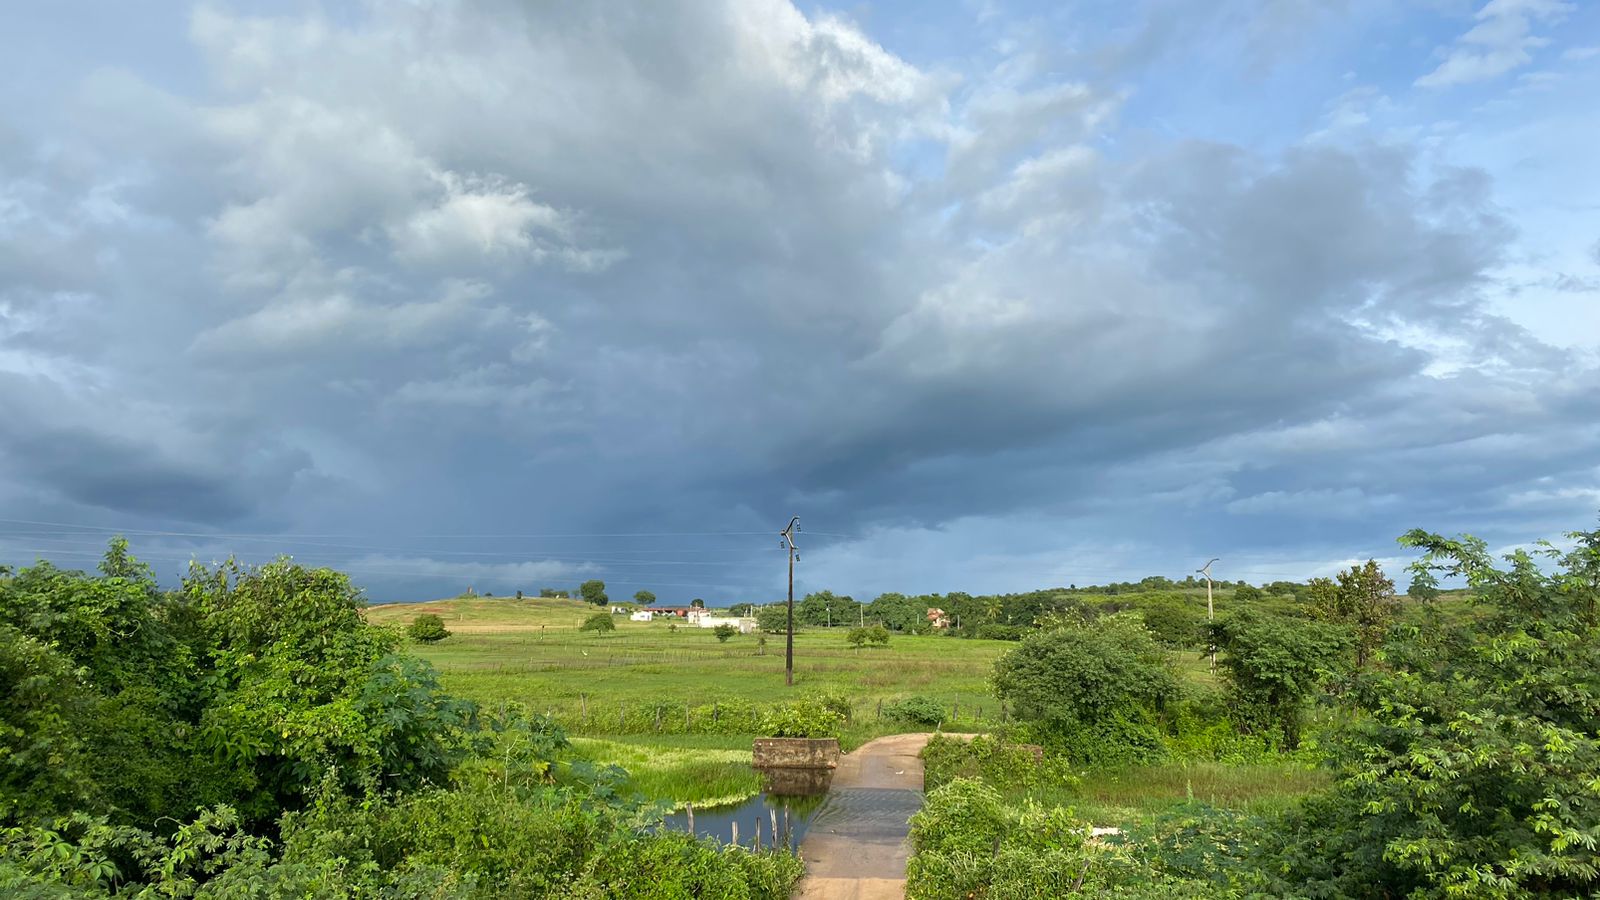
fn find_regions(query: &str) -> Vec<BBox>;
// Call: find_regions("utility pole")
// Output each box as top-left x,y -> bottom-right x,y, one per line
780,517 -> 800,687
1197,558 -> 1219,672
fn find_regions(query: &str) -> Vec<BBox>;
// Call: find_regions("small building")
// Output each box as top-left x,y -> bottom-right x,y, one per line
927,607 -> 951,629
642,605 -> 697,618
695,615 -> 757,634
629,610 -> 653,622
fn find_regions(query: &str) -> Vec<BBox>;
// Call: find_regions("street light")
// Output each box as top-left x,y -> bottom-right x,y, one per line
1197,558 -> 1219,672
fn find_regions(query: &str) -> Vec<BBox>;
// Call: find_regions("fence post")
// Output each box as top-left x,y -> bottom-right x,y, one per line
686,803 -> 695,836
876,699 -> 883,720
685,703 -> 691,730
620,702 -> 626,731
654,705 -> 663,732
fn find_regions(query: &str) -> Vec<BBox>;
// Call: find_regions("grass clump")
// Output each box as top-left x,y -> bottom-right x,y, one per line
569,738 -> 760,809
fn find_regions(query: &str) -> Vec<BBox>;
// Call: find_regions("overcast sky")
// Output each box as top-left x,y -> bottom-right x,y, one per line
2,0 -> 1598,603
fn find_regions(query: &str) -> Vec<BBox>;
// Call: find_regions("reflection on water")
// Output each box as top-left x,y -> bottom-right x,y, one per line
758,765 -> 832,796
662,766 -> 831,848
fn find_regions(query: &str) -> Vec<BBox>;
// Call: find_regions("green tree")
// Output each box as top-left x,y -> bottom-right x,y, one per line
634,590 -> 655,605
179,559 -> 477,821
1309,560 -> 1397,668
865,592 -> 928,632
408,613 -> 450,642
690,598 -> 705,608
992,614 -> 1177,757
1141,597 -> 1203,647
579,612 -> 615,635
1405,568 -> 1441,602
1271,523 -> 1600,897
712,623 -> 736,643
801,590 -> 859,627
846,624 -> 890,649
1210,611 -> 1351,748
756,605 -> 791,634
579,580 -> 608,606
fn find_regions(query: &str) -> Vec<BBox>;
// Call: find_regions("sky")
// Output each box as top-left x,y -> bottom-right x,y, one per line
1,0 -> 1598,603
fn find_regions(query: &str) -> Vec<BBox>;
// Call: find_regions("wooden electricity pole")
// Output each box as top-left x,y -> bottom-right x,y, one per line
1197,558 -> 1219,672
780,517 -> 800,687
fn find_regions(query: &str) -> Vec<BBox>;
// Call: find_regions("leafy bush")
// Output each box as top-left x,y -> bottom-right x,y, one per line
992,614 -> 1178,760
1141,599 -> 1203,648
846,624 -> 891,648
907,779 -> 1128,899
408,612 -> 450,642
883,695 -> 946,727
922,735 -> 1076,794
711,623 -> 736,642
755,605 -> 791,633
1260,524 -> 1600,898
1209,611 -> 1350,748
579,612 -> 616,634
975,623 -> 1023,641
759,699 -> 844,738
1042,711 -> 1168,767
909,778 -> 1009,857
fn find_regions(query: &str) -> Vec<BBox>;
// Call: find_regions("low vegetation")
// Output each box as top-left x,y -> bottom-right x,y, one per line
0,544 -> 803,898
8,517 -> 1590,898
408,611 -> 450,642
903,521 -> 1600,899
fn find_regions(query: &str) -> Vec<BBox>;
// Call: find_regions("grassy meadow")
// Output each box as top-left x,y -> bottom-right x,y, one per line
370,596 -> 1316,819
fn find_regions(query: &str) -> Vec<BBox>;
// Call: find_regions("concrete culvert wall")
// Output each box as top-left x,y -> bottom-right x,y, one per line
753,738 -> 840,769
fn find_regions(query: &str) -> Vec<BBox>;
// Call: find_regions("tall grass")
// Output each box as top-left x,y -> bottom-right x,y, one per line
569,738 -> 761,808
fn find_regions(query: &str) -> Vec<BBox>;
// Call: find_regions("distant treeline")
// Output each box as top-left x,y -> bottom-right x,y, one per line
732,570 -> 1449,646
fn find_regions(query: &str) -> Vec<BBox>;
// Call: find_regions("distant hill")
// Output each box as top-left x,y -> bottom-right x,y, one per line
363,595 -> 598,632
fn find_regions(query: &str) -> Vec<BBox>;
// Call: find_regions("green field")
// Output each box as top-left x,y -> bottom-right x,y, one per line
376,597 -> 1316,820
386,600 -> 1012,726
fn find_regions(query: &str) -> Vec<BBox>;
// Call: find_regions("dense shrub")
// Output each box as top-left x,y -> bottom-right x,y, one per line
974,623 -> 1023,641
408,612 -> 450,642
992,614 -> 1178,760
712,623 -> 736,642
755,605 -> 791,633
1209,611 -> 1350,748
0,545 -> 806,900
1141,599 -> 1204,648
883,696 -> 946,727
760,698 -> 844,738
1261,525 -> 1600,898
922,735 -> 1077,794
846,624 -> 890,648
579,612 -> 616,634
906,778 -> 1195,898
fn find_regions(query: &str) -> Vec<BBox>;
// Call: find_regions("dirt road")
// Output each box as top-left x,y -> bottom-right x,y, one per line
792,732 -> 940,900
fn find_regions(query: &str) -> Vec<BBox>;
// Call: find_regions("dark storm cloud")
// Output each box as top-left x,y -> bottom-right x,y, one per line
0,0 -> 1596,600
2,427 -> 259,522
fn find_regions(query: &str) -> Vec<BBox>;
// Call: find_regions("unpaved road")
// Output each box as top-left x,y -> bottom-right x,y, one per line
792,732 -> 942,900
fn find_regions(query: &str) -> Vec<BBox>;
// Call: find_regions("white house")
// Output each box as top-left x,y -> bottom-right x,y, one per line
629,610 -> 653,622
695,615 -> 757,634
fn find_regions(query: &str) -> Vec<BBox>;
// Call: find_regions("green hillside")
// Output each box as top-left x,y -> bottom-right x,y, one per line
364,594 -> 598,630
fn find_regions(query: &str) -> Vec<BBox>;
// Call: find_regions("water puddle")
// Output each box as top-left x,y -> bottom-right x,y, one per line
663,766 -> 831,848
